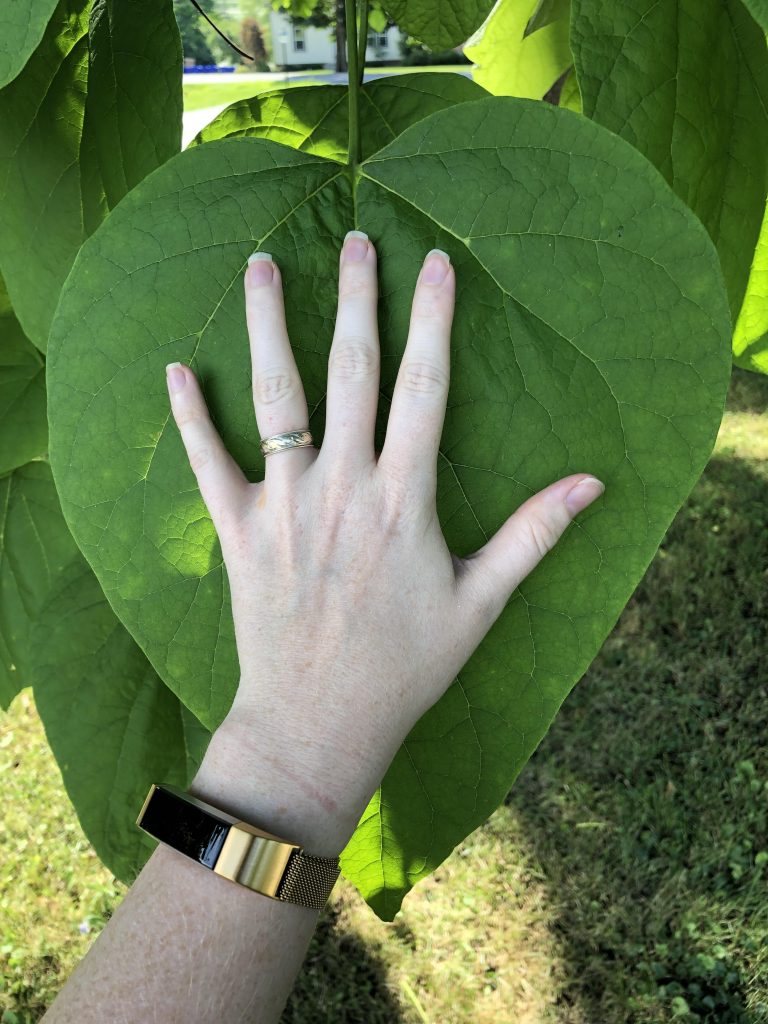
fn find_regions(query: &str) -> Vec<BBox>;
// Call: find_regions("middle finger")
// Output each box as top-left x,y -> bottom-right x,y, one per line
320,230 -> 381,470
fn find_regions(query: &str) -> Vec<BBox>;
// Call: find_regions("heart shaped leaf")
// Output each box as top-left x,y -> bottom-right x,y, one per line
31,555 -> 211,883
0,0 -> 182,350
48,97 -> 731,916
572,0 -> 768,357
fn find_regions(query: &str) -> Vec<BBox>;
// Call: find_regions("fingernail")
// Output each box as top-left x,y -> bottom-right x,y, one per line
565,476 -> 605,516
343,229 -> 368,262
247,251 -> 274,285
422,248 -> 450,284
166,362 -> 186,394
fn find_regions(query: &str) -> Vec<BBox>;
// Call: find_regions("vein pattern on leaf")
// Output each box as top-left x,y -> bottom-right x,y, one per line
48,97 -> 731,918
572,0 -> 768,346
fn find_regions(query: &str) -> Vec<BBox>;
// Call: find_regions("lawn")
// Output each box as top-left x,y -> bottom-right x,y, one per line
181,66 -> 472,111
182,78 -> 329,112
1,367 -> 766,1023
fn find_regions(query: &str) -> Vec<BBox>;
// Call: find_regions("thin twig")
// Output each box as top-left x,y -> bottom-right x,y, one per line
186,0 -> 254,61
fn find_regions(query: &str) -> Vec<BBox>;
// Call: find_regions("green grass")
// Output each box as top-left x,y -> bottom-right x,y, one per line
182,78 -> 329,112
1,367 -> 767,1023
181,67 -> 471,112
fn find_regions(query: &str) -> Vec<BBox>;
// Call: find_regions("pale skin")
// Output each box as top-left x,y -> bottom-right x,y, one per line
42,232 -> 604,1023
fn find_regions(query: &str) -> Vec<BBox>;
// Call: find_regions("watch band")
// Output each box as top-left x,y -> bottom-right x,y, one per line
136,783 -> 340,910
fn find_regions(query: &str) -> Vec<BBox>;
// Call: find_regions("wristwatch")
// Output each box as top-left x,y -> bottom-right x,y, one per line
136,783 -> 340,910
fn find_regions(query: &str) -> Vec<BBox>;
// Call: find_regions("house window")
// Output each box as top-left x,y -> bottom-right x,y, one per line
367,31 -> 388,49
292,25 -> 305,51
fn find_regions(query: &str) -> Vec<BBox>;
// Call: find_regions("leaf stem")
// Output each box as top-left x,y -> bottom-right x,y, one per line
357,0 -> 368,86
345,0 -> 361,167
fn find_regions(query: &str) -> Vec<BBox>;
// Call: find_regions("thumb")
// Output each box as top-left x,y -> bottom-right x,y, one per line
454,473 -> 605,624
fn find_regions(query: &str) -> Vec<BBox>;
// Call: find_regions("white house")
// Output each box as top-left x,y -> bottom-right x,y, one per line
268,8 -> 403,68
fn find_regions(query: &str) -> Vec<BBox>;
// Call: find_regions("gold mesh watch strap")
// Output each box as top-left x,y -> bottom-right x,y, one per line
136,784 -> 340,910
276,850 -> 341,910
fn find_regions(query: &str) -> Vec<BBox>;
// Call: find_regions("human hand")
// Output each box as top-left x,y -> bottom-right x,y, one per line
166,231 -> 604,855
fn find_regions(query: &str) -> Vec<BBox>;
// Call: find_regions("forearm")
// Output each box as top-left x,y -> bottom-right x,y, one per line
42,710 -> 369,1024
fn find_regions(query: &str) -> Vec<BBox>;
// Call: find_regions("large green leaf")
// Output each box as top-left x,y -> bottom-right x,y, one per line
382,0 -> 493,49
0,462 -> 80,710
31,555 -> 211,884
465,0 -> 572,99
0,0 -> 59,88
0,0 -> 182,350
192,74 -> 488,157
571,0 -> 768,336
47,98 -> 731,917
0,276 -> 47,475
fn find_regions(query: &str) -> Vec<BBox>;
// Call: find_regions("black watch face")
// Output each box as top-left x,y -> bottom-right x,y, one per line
141,787 -> 229,868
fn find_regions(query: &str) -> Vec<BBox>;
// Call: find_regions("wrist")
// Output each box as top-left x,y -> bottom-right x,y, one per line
187,712 -> 372,858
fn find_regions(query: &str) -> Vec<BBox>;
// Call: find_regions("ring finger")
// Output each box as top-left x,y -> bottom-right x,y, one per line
244,251 -> 316,484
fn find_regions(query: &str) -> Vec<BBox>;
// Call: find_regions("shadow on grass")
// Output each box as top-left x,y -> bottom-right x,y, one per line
281,901 -> 405,1023
508,373 -> 768,1023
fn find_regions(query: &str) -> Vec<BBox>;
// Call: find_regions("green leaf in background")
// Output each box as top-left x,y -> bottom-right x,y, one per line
0,0 -> 58,88
525,0 -> 569,35
465,0 -> 572,99
81,0 -> 183,231
558,66 -> 581,112
733,206 -> 768,373
571,0 -> 768,345
742,0 -> 768,30
0,275 -> 47,476
0,0 -> 182,350
368,3 -> 388,32
47,97 -> 731,916
192,74 -> 487,156
0,462 -> 80,711
382,0 -> 494,49
31,556 -> 211,885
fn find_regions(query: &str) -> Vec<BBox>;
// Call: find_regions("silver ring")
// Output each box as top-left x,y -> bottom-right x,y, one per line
260,429 -> 314,457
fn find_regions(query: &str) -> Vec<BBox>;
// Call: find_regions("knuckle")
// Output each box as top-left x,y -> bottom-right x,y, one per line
188,444 -> 216,475
175,404 -> 205,428
521,510 -> 560,560
330,340 -> 378,383
412,289 -> 452,321
377,468 -> 422,534
400,360 -> 449,397
254,367 -> 299,406
339,269 -> 374,300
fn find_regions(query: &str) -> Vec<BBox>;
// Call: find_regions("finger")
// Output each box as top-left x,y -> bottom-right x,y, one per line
166,362 -> 249,528
244,252 -> 315,484
378,249 -> 455,503
320,230 -> 380,469
454,474 -> 605,626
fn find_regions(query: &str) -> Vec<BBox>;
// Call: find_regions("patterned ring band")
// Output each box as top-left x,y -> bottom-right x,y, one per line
260,429 -> 314,457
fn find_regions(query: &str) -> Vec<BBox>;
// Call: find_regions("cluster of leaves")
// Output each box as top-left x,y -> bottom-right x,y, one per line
0,0 -> 752,923
467,0 -> 768,375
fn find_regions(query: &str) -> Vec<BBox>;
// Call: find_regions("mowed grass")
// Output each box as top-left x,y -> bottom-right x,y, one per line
181,67 -> 471,112
1,367 -> 766,1023
182,77 -> 329,112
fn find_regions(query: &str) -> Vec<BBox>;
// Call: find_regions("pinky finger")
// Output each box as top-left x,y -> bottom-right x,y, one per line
166,362 -> 249,527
